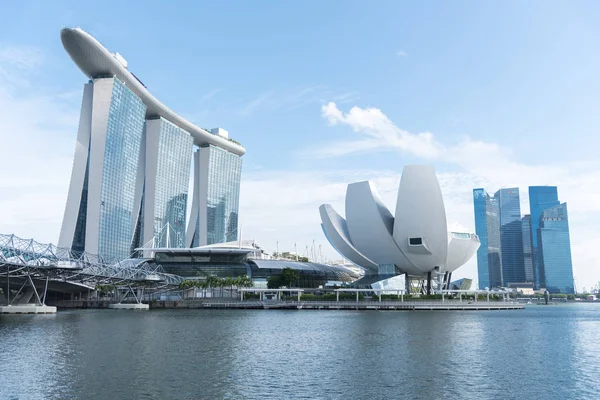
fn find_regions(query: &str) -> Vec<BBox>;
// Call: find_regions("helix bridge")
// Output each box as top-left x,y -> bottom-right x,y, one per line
0,233 -> 184,303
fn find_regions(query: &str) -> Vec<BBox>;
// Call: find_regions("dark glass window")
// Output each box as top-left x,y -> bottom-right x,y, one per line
409,237 -> 422,245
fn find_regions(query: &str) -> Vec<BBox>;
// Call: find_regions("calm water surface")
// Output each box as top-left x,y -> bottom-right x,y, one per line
1,304 -> 599,399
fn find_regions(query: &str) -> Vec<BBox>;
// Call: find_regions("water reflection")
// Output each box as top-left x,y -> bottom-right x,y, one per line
1,305 -> 599,399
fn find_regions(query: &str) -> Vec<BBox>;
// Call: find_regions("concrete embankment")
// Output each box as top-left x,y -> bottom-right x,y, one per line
50,299 -> 524,311
49,300 -> 114,309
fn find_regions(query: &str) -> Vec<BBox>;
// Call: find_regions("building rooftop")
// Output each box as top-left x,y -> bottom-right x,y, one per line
60,27 -> 245,156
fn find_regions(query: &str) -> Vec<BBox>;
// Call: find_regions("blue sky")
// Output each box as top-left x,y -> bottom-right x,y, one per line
1,1 -> 599,290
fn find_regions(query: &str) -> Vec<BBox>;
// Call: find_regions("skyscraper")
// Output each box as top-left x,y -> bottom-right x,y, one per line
137,117 -> 194,250
496,188 -> 525,286
521,215 -> 534,283
186,140 -> 243,247
58,28 -> 245,261
474,187 -> 528,288
538,203 -> 574,293
528,186 -> 560,288
473,189 -> 503,288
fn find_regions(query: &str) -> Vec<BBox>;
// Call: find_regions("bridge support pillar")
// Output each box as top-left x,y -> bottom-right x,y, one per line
15,289 -> 35,305
427,272 -> 432,295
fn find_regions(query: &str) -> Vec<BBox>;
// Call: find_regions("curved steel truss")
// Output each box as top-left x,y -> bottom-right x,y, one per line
0,233 -> 184,291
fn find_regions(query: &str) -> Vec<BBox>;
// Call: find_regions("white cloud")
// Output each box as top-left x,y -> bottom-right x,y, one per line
0,45 -> 79,244
317,102 -> 443,158
0,46 -> 43,89
240,91 -> 273,116
240,87 -> 360,115
200,88 -> 222,101
397,50 -> 408,57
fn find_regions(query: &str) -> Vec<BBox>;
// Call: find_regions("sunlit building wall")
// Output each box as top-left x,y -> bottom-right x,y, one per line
528,186 -> 560,288
495,188 -> 525,286
539,203 -> 575,294
59,77 -> 147,260
521,215 -> 535,283
186,145 -> 242,247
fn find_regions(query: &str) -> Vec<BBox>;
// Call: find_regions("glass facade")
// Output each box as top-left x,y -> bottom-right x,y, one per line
539,203 -> 574,293
71,160 -> 90,254
98,78 -> 147,260
198,145 -> 242,245
473,189 -> 503,289
473,189 -> 490,289
528,186 -> 559,288
521,215 -> 534,283
151,118 -> 193,248
495,188 -> 525,286
486,197 -> 503,288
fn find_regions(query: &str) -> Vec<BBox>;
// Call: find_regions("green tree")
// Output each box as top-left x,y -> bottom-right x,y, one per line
281,267 -> 299,288
224,277 -> 234,297
267,275 -> 284,289
206,276 -> 220,297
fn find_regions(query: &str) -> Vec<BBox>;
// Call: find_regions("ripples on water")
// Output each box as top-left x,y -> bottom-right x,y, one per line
1,304 -> 599,399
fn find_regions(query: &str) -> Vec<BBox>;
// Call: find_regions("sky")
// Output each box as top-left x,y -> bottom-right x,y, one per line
1,0 -> 600,291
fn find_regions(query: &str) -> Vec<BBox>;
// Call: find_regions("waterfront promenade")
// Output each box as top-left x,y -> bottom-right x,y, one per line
51,298 -> 524,311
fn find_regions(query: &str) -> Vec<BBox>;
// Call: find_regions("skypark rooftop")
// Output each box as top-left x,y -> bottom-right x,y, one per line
60,27 -> 245,156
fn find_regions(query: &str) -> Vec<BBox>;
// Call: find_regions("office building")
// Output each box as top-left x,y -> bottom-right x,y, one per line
528,186 -> 560,288
186,141 -> 243,247
521,215 -> 534,283
474,185 -> 575,293
538,203 -> 575,293
496,188 -> 525,286
58,28 -> 245,261
473,189 -> 503,289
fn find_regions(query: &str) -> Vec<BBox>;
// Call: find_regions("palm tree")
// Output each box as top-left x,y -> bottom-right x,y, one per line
200,280 -> 208,298
219,277 -> 225,298
229,277 -> 237,298
206,276 -> 217,298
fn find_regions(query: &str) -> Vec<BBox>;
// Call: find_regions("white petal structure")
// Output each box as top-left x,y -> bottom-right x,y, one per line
319,165 -> 479,277
393,165 -> 448,274
445,233 -> 481,273
319,205 -> 379,273
344,181 -> 422,275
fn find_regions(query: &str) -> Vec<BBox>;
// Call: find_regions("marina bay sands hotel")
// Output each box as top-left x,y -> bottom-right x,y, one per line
58,28 -> 244,261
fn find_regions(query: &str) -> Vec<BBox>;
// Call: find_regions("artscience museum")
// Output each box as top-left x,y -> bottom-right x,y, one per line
319,165 -> 480,293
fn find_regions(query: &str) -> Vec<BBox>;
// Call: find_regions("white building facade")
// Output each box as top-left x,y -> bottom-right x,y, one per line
319,165 -> 480,289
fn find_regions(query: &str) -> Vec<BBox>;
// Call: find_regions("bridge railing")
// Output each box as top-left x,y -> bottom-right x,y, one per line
0,233 -> 184,288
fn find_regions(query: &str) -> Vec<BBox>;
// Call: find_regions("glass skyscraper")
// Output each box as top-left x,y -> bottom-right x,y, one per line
137,117 -> 194,250
187,145 -> 243,247
538,203 -> 574,293
473,189 -> 503,289
528,186 -> 560,288
495,188 -> 525,286
59,27 -> 246,261
59,77 -> 147,261
474,187 -> 527,289
474,184 -> 574,293
521,215 -> 534,283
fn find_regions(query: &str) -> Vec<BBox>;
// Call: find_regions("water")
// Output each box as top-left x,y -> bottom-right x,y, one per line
1,304 -> 599,399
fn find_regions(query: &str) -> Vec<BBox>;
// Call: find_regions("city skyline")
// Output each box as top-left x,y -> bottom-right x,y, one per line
1,1 -> 600,290
474,185 -> 575,293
